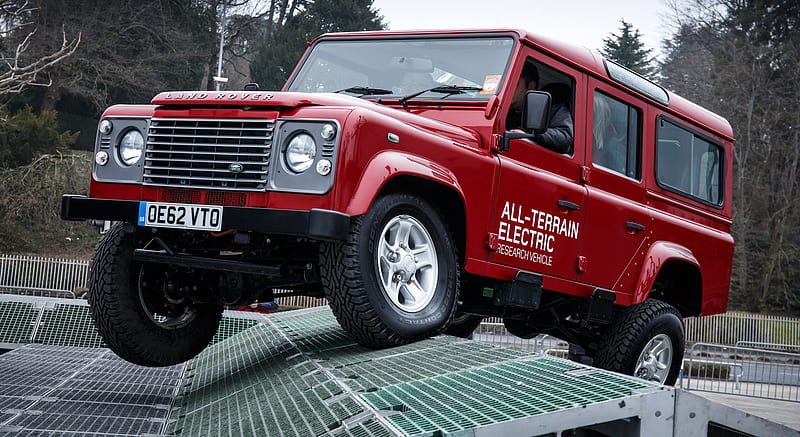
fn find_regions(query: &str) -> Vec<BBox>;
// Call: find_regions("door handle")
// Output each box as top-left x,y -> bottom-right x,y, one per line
625,221 -> 646,232
557,200 -> 581,211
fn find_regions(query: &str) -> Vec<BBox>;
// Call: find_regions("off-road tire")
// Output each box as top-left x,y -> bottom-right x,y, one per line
445,313 -> 483,338
593,300 -> 684,385
87,223 -> 222,367
320,193 -> 459,348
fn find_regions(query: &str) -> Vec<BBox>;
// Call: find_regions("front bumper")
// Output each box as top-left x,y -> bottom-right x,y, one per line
60,195 -> 351,242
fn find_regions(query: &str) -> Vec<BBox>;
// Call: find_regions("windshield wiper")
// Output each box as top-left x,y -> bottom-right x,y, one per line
398,85 -> 484,105
335,86 -> 394,97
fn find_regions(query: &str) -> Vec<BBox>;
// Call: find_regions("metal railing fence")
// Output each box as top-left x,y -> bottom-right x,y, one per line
735,341 -> 800,354
681,342 -> 800,402
683,311 -> 800,347
0,254 -> 88,298
275,295 -> 326,308
471,323 -> 569,357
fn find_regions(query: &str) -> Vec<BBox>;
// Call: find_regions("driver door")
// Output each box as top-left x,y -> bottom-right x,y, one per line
489,54 -> 587,282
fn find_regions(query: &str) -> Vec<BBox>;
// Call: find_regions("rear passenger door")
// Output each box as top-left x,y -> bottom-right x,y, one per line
579,80 -> 650,294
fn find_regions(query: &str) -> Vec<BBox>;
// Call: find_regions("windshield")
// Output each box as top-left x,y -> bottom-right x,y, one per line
286,36 -> 516,102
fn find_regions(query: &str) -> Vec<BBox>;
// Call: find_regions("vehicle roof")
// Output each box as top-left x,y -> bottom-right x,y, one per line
311,29 -> 734,141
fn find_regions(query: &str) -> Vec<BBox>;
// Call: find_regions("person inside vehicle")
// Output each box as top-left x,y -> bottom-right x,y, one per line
506,63 -> 574,154
592,94 -> 626,174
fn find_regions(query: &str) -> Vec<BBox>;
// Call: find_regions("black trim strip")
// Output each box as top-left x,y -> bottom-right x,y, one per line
60,195 -> 351,242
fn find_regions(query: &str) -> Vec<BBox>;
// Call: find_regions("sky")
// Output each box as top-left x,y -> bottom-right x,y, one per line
370,0 -> 675,58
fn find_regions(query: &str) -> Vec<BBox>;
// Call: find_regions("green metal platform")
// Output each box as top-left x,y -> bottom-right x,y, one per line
168,307 -> 656,436
0,295 -> 795,437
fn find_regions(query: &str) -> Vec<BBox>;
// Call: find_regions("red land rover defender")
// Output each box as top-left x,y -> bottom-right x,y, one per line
62,29 -> 734,385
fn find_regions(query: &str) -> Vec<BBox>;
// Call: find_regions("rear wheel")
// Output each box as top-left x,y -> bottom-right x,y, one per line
593,300 -> 684,385
321,193 -> 459,348
87,223 -> 222,366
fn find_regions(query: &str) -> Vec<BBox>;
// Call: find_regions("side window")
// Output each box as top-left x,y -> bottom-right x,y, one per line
656,118 -> 723,205
592,91 -> 641,179
505,58 -> 575,155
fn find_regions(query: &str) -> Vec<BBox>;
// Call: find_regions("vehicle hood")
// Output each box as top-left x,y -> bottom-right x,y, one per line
148,90 -> 484,148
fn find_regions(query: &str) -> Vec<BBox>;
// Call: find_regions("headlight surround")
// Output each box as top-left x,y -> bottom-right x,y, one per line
118,129 -> 144,166
285,132 -> 316,173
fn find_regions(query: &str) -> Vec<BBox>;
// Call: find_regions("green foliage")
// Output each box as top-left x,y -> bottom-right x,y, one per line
249,24 -> 308,91
600,19 -> 655,78
0,106 -> 78,168
251,0 -> 386,91
683,361 -> 731,380
0,153 -> 96,257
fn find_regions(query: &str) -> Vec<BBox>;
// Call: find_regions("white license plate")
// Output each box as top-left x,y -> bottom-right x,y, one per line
138,202 -> 223,231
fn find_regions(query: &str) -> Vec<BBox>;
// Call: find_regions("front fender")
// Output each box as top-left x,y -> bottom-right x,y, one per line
632,241 -> 700,305
343,150 -> 464,217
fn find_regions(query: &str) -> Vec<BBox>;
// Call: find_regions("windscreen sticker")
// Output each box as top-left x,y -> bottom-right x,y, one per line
496,201 -> 580,266
481,75 -> 501,94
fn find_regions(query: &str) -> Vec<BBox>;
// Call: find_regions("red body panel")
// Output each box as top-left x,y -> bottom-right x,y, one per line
87,28 -> 735,316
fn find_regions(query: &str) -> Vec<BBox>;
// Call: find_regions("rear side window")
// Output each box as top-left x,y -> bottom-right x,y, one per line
592,91 -> 641,179
656,118 -> 723,205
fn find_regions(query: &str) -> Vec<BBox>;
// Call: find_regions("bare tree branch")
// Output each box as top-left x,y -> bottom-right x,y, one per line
0,0 -> 80,96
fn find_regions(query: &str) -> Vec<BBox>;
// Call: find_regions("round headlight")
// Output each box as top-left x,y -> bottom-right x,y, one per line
119,129 -> 144,166
285,133 -> 316,173
316,159 -> 332,176
95,151 -> 109,166
320,123 -> 336,141
99,119 -> 113,135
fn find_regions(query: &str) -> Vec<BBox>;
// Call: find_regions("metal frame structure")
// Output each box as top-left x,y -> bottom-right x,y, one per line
683,342 -> 800,403
0,296 -> 798,436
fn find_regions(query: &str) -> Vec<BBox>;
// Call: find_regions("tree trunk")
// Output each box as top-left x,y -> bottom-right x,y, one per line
40,78 -> 62,112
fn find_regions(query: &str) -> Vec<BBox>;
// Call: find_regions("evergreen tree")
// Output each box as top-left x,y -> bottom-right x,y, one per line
250,0 -> 385,91
659,0 -> 800,314
599,19 -> 655,78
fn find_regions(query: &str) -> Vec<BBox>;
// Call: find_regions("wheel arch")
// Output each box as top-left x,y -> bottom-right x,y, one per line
343,151 -> 468,262
378,175 -> 467,263
632,241 -> 702,317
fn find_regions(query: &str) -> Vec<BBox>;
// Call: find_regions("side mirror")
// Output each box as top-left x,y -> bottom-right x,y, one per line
522,90 -> 551,133
500,91 -> 552,152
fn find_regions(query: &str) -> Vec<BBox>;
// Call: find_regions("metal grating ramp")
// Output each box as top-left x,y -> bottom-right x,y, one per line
0,294 -> 262,349
360,359 -> 649,435
0,344 -> 184,436
34,303 -> 106,347
0,301 -> 37,345
3,295 -> 793,436
209,316 -> 259,346
167,306 -> 657,437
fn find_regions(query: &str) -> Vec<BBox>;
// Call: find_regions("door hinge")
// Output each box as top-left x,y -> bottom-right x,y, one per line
491,134 -> 503,152
576,256 -> 588,272
580,166 -> 591,184
486,232 -> 498,251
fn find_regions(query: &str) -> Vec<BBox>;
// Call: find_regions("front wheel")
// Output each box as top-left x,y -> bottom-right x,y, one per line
593,300 -> 684,385
321,193 -> 459,348
87,223 -> 222,366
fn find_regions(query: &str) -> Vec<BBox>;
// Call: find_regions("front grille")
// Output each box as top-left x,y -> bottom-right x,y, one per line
144,118 -> 274,191
159,189 -> 247,207
206,191 -> 246,206
160,188 -> 202,204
